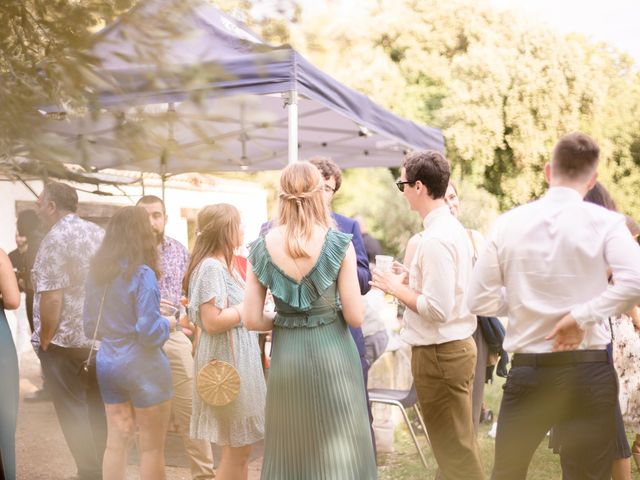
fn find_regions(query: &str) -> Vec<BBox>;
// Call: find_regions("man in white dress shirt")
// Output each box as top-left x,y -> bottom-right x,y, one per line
468,132 -> 640,479
371,150 -> 484,479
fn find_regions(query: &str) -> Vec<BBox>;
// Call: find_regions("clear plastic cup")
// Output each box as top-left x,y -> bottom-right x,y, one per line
375,255 -> 394,273
160,303 -> 178,317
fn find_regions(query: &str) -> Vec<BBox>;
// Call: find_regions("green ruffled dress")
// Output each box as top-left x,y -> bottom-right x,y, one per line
249,228 -> 377,480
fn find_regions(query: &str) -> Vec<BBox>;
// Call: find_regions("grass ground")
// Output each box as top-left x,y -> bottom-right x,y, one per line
377,376 -> 640,479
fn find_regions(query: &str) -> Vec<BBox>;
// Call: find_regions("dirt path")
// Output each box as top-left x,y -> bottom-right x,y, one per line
16,349 -> 263,479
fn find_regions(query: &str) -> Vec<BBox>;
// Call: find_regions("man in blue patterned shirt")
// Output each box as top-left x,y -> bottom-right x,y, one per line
32,182 -> 106,480
137,195 -> 215,479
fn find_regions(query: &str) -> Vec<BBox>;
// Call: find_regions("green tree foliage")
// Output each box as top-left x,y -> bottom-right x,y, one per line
0,0 -> 216,173
253,0 -> 640,219
0,0 -> 136,160
332,168 -> 422,258
3,0 -> 640,230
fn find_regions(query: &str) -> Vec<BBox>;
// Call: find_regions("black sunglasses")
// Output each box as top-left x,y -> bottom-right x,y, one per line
395,180 -> 415,192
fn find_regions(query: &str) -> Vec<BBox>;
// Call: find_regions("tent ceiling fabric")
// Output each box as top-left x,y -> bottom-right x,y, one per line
36,0 -> 444,174
41,95 -> 418,172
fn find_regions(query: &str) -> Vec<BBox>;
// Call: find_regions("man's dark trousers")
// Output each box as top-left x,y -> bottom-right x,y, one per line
39,345 -> 107,480
493,353 -> 617,480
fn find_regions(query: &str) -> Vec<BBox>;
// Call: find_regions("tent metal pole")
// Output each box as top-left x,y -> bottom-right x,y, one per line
160,151 -> 167,202
16,175 -> 39,198
283,90 -> 298,164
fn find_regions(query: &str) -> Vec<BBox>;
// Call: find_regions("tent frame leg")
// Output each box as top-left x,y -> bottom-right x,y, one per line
283,90 -> 298,164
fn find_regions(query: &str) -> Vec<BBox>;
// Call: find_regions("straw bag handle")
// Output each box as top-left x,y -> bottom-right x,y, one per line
226,268 -> 244,368
226,329 -> 237,368
226,262 -> 245,368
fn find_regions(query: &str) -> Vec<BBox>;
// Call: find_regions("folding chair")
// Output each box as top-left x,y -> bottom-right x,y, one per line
368,384 -> 430,469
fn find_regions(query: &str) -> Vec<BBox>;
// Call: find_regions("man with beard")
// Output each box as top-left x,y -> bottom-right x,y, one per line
137,195 -> 215,480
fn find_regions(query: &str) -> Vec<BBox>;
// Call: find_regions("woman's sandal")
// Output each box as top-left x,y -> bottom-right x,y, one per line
632,438 -> 640,472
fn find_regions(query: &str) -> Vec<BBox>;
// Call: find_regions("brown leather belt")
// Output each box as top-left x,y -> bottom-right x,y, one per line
511,349 -> 608,367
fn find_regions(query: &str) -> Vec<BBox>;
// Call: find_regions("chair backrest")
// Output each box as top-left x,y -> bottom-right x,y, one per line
401,384 -> 418,409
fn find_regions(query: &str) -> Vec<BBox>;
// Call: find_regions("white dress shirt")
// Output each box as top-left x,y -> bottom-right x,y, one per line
468,186 -> 640,353
401,206 -> 478,346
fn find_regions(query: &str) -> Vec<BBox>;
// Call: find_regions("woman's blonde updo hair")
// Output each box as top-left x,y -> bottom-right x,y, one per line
183,203 -> 241,293
277,161 -> 333,258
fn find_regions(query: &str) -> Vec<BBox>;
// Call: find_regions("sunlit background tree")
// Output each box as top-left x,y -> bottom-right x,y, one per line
2,0 -> 639,257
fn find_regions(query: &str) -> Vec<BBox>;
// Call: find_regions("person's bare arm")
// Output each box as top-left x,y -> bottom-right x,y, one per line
628,306 -> 640,331
403,233 -> 422,268
337,245 -> 365,328
0,249 -> 20,310
192,260 -> 243,335
200,301 -> 243,335
243,265 -> 275,332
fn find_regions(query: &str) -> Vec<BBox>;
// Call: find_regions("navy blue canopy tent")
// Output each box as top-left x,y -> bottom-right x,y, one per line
38,0 -> 443,174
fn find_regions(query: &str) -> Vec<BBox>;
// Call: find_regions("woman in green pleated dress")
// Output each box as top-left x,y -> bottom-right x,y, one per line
244,161 -> 377,480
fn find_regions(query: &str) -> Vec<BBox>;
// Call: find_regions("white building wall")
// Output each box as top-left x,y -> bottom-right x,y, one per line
0,175 -> 269,253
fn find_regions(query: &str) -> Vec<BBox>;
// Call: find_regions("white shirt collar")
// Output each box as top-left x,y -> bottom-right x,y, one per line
543,186 -> 583,203
423,205 -> 451,230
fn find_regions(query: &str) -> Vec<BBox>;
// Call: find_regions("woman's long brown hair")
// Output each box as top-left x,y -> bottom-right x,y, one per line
182,204 -> 241,294
89,206 -> 160,285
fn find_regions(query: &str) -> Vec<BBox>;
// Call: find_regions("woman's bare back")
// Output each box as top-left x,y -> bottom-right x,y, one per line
264,225 -> 330,282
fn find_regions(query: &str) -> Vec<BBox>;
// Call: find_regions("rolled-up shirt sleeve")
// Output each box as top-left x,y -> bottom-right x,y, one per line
135,267 -> 169,348
468,225 -> 509,318
571,219 -> 640,327
415,238 -> 455,323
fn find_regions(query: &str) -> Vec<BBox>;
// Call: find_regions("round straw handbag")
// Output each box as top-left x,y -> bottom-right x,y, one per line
196,330 -> 241,407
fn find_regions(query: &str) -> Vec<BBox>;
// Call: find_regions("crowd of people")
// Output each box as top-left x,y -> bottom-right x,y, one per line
1,132 -> 640,480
